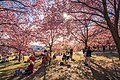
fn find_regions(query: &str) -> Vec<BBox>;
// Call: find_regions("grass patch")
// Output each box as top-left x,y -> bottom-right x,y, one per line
0,51 -> 119,80
0,62 -> 28,72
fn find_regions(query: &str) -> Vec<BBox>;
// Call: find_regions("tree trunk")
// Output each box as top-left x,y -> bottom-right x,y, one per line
49,45 -> 52,57
23,54 -> 24,61
85,39 -> 88,48
111,30 -> 120,60
18,50 -> 21,62
114,40 -> 120,60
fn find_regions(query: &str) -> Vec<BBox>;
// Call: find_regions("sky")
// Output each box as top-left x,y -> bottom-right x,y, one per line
30,41 -> 45,46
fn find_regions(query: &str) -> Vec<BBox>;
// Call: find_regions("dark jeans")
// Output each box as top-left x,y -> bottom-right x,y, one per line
23,68 -> 33,75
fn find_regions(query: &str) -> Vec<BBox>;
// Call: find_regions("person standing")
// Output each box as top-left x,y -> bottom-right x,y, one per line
70,49 -> 73,60
42,50 -> 48,66
82,47 -> 87,64
86,47 -> 92,66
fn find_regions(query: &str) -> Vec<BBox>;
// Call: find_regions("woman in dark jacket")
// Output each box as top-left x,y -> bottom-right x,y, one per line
86,47 -> 91,65
70,49 -> 73,60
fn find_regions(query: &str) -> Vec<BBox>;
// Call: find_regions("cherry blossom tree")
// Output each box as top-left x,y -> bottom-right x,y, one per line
0,0 -> 41,61
69,0 -> 120,59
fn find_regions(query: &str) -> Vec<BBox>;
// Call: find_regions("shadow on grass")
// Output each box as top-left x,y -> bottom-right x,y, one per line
0,69 -> 16,80
17,64 -> 46,80
0,63 -> 46,80
88,66 -> 109,80
94,51 -> 119,59
0,61 -> 18,69
58,77 -> 65,80
89,61 -> 119,80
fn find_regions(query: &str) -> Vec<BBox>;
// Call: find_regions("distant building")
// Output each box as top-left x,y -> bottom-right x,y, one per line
30,42 -> 46,51
31,45 -> 45,51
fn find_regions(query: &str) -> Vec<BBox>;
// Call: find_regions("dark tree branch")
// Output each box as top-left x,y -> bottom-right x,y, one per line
108,0 -> 114,7
71,0 -> 103,14
102,0 -> 113,29
71,31 -> 83,43
0,0 -> 26,7
90,19 -> 110,30
114,0 -> 120,31
0,8 -> 26,13
114,0 -> 117,13
0,22 -> 19,27
69,10 -> 104,18
0,44 -> 19,51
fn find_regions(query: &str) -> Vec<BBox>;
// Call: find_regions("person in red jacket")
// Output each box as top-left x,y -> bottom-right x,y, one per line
29,54 -> 36,62
42,50 -> 48,66
23,60 -> 34,75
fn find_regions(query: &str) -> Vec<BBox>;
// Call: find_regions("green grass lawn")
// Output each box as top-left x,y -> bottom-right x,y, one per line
0,55 -> 42,80
0,56 -> 30,72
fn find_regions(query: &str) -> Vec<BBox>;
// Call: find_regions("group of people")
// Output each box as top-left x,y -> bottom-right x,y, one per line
15,49 -> 52,76
62,49 -> 73,61
83,46 -> 92,66
60,49 -> 73,65
15,47 -> 91,76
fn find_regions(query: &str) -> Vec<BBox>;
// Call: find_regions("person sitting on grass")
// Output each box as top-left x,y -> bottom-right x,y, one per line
22,60 -> 34,75
15,68 -> 21,76
66,50 -> 70,60
61,53 -> 67,65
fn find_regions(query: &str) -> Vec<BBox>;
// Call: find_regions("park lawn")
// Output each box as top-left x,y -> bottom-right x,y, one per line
34,52 -> 120,80
0,52 -> 119,80
0,57 -> 42,80
0,56 -> 30,72
55,52 -> 85,61
0,62 -> 28,72
55,51 -> 119,66
0,55 -> 42,73
0,58 -> 41,73
73,52 -> 84,60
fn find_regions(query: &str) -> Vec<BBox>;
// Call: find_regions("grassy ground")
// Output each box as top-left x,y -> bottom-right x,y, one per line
0,56 -> 42,80
0,52 -> 119,80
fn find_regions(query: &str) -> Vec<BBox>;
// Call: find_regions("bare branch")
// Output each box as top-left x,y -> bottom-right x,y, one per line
114,0 -> 120,31
108,0 -> 114,7
0,0 -> 26,7
0,8 -> 26,13
71,0 -> 103,14
90,19 -> 110,30
69,10 -> 104,18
